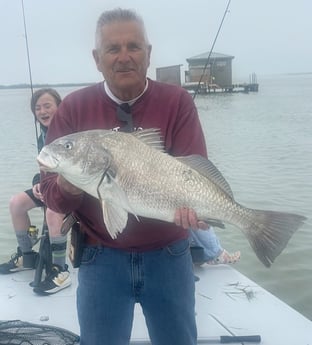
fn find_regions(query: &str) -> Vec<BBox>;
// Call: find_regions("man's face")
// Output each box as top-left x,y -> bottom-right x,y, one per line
93,20 -> 152,100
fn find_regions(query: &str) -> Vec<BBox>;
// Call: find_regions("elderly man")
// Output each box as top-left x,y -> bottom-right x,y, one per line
41,8 -> 207,345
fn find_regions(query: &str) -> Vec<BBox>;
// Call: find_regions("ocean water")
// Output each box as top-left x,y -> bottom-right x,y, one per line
0,74 -> 311,320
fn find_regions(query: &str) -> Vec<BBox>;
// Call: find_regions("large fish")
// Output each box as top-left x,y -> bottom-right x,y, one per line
37,129 -> 306,267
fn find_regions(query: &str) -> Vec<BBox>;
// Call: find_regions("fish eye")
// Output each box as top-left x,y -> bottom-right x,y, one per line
64,141 -> 73,150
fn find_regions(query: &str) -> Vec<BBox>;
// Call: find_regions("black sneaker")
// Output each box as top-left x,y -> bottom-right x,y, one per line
0,248 -> 37,274
33,264 -> 71,295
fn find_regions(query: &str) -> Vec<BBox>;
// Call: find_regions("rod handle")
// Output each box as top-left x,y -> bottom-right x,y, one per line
220,335 -> 261,343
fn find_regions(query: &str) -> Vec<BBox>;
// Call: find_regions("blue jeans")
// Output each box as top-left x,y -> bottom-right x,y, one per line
189,227 -> 222,260
77,239 -> 197,345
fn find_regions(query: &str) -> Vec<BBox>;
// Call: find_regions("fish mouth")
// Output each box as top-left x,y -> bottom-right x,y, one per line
37,157 -> 59,171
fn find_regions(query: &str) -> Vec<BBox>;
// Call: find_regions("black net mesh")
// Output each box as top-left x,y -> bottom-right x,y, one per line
0,320 -> 80,345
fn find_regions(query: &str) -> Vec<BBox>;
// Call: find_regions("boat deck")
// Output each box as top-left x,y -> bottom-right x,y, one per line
0,264 -> 311,344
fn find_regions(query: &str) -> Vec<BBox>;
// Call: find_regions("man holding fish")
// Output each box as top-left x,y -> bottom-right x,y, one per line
40,8 -> 208,345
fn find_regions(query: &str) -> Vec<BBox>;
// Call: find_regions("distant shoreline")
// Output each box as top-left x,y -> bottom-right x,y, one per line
1,72 -> 312,90
0,82 -> 95,90
284,72 -> 312,76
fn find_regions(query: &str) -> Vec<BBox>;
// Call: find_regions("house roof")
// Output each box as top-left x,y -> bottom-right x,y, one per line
186,52 -> 234,62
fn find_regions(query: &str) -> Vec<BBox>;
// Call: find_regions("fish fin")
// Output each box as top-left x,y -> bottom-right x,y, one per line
177,155 -> 234,198
131,129 -> 165,152
102,200 -> 129,239
243,209 -> 306,267
98,174 -> 139,239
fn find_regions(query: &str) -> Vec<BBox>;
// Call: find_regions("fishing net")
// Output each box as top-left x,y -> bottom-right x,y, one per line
0,320 -> 80,345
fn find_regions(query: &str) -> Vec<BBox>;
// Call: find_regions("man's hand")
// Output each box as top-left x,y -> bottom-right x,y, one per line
57,175 -> 83,196
174,208 -> 209,230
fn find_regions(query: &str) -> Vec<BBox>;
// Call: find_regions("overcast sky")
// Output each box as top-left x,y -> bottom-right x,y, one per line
1,0 -> 311,85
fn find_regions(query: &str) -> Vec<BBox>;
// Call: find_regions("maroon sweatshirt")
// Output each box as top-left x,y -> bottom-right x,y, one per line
41,79 -> 207,251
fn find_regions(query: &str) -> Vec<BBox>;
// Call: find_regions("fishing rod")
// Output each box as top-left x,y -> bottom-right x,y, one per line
21,0 -> 52,288
193,0 -> 232,100
21,0 -> 40,154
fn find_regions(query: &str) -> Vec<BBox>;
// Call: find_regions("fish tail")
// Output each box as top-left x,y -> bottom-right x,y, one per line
243,209 -> 306,267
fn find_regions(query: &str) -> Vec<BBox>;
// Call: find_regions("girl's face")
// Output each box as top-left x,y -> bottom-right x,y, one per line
34,93 -> 58,127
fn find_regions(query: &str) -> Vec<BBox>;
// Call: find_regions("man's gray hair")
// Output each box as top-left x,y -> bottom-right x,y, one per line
95,8 -> 150,49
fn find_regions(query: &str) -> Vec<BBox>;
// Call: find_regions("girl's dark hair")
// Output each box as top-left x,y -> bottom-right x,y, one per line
30,88 -> 62,115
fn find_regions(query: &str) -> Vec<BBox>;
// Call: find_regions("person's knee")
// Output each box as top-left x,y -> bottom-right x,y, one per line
9,193 -> 32,213
9,194 -> 20,209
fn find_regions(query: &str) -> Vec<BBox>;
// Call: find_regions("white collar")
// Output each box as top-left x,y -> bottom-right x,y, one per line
103,79 -> 149,106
